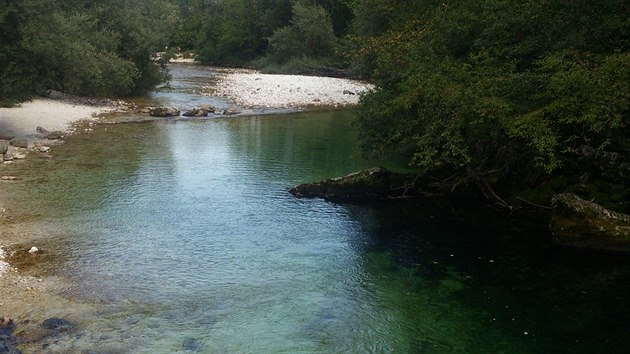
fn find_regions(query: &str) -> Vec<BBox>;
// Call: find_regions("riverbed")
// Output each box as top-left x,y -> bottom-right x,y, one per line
1,64 -> 629,353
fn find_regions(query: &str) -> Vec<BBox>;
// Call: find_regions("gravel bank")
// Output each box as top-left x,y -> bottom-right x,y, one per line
0,99 -> 112,139
208,70 -> 374,109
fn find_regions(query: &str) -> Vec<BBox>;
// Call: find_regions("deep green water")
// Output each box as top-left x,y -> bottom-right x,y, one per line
2,65 -> 629,353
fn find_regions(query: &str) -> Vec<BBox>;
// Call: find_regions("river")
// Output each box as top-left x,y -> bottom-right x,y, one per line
1,64 -> 629,353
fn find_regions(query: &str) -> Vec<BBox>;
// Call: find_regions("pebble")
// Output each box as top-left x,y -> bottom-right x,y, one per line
28,246 -> 39,254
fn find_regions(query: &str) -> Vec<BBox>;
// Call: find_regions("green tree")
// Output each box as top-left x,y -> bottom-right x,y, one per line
0,0 -> 176,105
356,0 -> 630,205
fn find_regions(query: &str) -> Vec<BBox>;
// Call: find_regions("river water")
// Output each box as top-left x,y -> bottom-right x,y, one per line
2,64 -> 630,353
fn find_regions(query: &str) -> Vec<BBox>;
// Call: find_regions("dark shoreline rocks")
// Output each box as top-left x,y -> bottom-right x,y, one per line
0,317 -> 21,354
182,108 -> 209,117
41,317 -> 74,332
149,107 -> 180,117
289,167 -> 436,200
551,193 -> 630,253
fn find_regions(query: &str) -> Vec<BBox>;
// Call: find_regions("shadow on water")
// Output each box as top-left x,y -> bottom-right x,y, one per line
341,198 -> 630,353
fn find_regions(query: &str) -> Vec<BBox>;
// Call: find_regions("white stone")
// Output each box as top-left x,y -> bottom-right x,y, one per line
28,246 -> 39,254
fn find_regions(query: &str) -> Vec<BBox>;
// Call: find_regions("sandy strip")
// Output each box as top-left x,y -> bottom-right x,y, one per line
209,71 -> 374,109
0,99 -> 112,138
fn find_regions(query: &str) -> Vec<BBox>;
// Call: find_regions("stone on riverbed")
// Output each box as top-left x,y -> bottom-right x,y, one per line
0,141 -> 8,155
149,107 -> 180,117
550,193 -> 630,253
290,167 -> 434,200
42,317 -> 74,331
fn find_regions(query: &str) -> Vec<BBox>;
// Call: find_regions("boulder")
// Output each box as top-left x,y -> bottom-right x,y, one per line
550,193 -> 630,253
182,108 -> 209,117
47,89 -> 67,100
44,131 -> 64,140
290,167 -> 434,200
36,126 -> 49,134
149,107 -> 180,117
198,104 -> 216,113
0,141 -> 8,155
0,134 -> 15,141
9,139 -> 28,148
223,107 -> 241,116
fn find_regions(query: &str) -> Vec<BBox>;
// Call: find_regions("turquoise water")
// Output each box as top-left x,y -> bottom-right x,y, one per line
3,65 -> 629,353
7,113 -> 630,353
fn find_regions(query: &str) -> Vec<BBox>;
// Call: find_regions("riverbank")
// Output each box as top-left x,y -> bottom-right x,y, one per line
207,68 -> 374,109
0,98 -> 116,140
0,96 -> 111,351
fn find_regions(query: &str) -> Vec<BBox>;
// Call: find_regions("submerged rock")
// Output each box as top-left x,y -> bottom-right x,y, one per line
0,317 -> 21,354
550,193 -> 630,253
182,338 -> 204,352
290,167 -> 434,200
41,317 -> 74,331
149,107 -> 180,117
0,141 -> 8,155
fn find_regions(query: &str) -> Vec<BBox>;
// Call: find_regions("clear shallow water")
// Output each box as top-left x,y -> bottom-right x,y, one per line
5,112 -> 630,353
2,64 -> 629,353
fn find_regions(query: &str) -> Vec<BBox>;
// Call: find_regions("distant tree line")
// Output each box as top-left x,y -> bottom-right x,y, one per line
169,0 -> 353,76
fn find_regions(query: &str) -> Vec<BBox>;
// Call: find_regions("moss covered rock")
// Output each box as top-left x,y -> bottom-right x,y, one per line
551,193 -> 630,253
289,167 -> 434,200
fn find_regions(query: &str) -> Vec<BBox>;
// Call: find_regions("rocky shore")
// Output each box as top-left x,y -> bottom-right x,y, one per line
207,68 -> 374,109
292,168 -> 630,255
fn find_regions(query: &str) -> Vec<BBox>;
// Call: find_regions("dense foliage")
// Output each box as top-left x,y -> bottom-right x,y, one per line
170,0 -> 352,74
0,0 -> 176,105
355,0 -> 630,207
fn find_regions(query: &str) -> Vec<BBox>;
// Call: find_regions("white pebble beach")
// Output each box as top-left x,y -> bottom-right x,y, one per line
209,70 -> 375,109
0,99 -> 110,138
